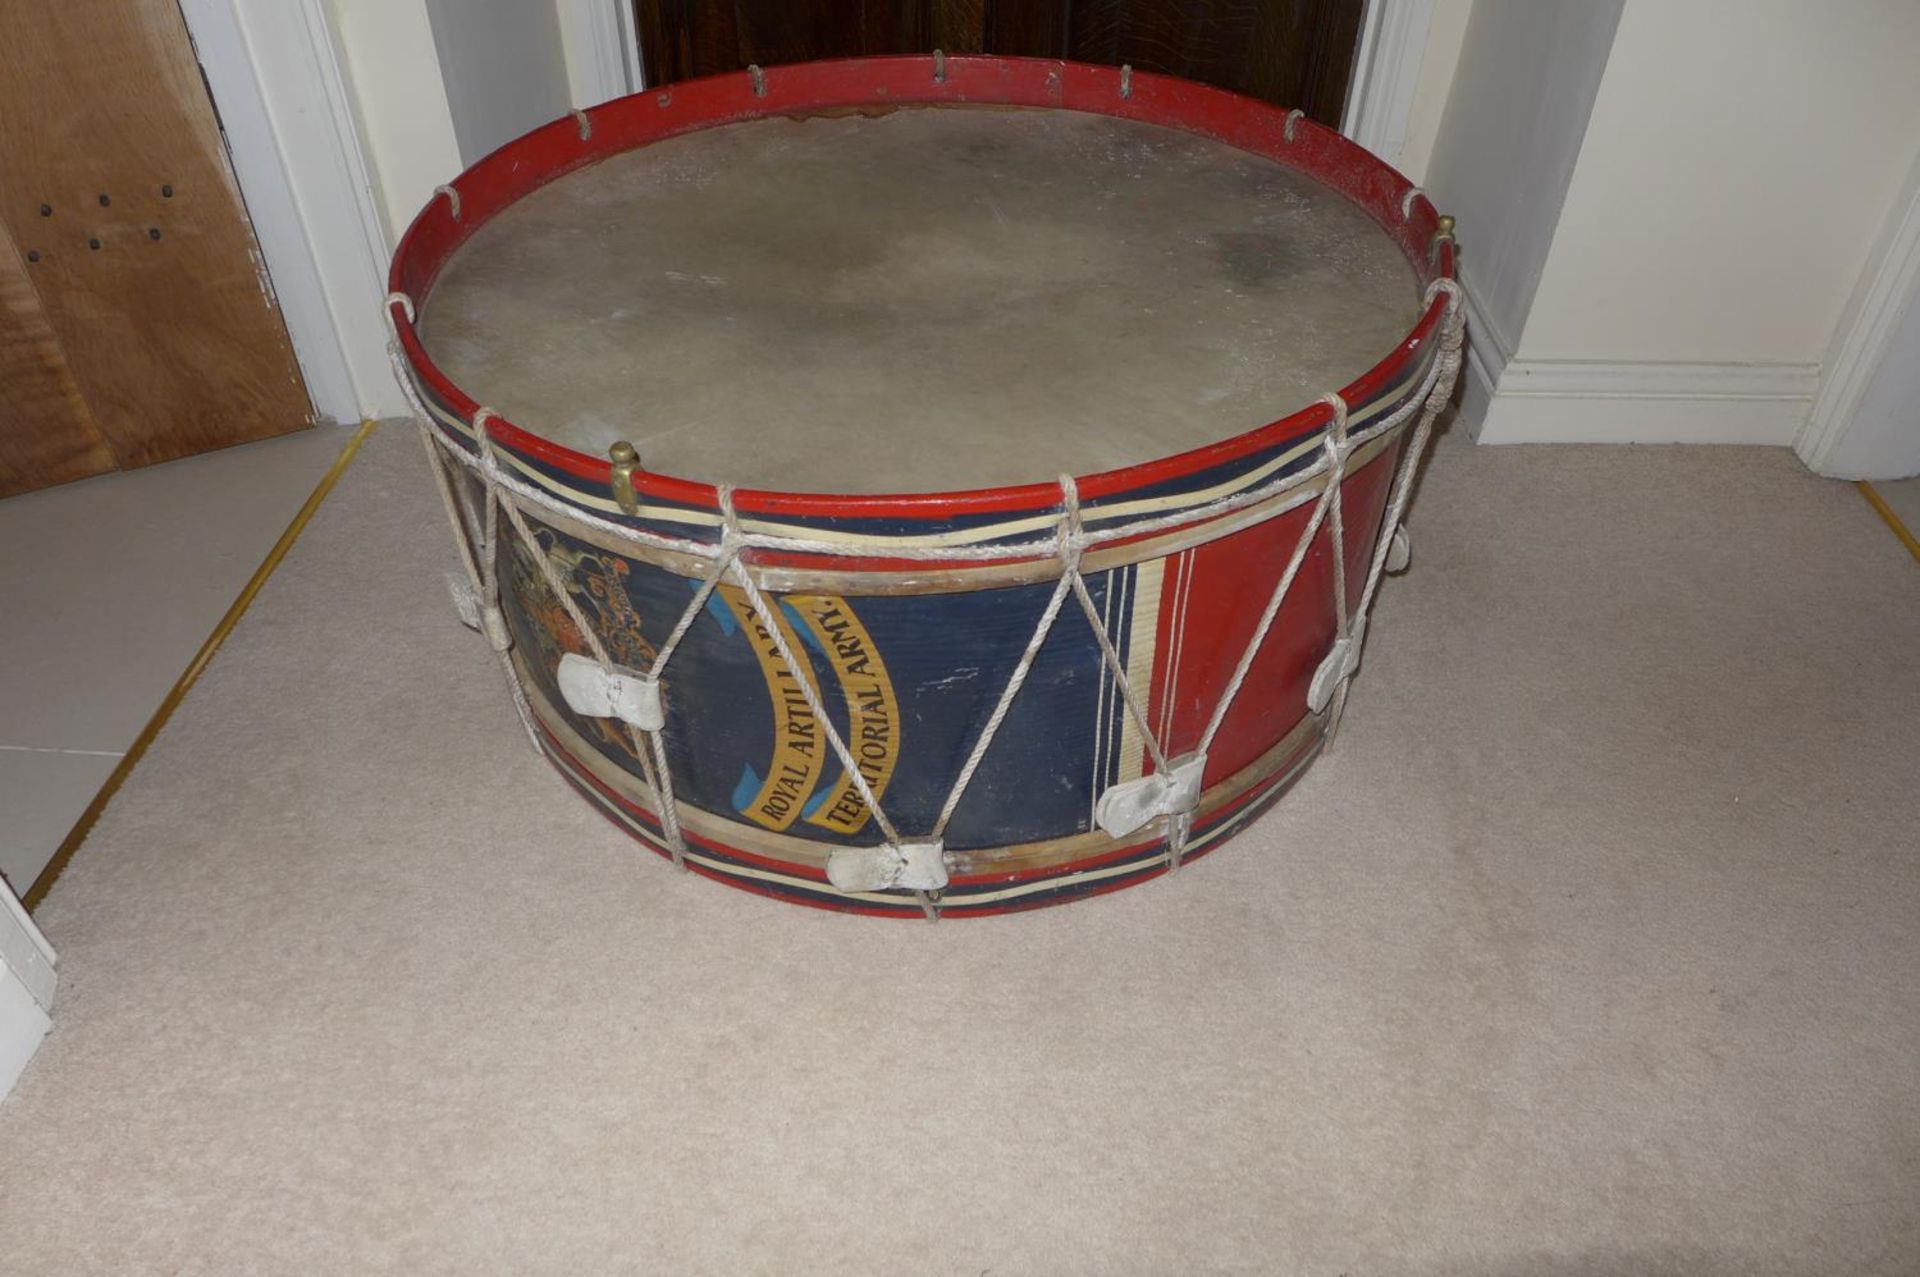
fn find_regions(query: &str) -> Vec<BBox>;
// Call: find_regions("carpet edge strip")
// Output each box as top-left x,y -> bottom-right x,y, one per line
22,421 -> 381,914
1856,480 -> 1920,565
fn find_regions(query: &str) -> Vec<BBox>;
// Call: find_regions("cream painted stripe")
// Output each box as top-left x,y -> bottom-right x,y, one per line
418,354 -> 1429,552
567,744 -> 1267,910
1116,557 -> 1164,787
523,666 -> 933,896
432,393 -> 1319,547
523,655 -> 1266,877
527,646 -> 1319,905
1096,566 -> 1130,818
561,765 -> 922,907
1088,573 -> 1112,824
1161,549 -> 1192,746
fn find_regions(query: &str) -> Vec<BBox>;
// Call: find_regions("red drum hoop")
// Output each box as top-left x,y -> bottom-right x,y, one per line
391,55 -> 1454,546
388,55 -> 1463,918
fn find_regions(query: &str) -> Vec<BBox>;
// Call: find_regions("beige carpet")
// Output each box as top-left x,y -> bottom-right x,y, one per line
4,423 -> 1916,1274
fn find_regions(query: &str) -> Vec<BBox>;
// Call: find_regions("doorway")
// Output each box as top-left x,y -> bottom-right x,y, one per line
634,0 -> 1366,125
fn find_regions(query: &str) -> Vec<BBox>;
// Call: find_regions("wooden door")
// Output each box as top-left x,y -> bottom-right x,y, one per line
0,0 -> 312,498
636,0 -> 1363,125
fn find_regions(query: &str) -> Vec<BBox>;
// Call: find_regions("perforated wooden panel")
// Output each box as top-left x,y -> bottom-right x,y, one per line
0,0 -> 311,492
0,216 -> 112,497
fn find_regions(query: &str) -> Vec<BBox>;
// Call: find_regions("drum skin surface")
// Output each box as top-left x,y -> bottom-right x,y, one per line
388,56 -> 1460,918
419,107 -> 1419,492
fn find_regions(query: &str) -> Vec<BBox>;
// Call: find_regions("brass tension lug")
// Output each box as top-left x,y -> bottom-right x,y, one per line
608,440 -> 642,516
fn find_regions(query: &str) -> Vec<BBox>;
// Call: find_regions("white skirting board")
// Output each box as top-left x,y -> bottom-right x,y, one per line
1458,279 -> 1819,445
1,886 -> 57,1100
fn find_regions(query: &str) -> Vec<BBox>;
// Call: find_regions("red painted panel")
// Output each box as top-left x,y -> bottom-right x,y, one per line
1150,438 -> 1402,786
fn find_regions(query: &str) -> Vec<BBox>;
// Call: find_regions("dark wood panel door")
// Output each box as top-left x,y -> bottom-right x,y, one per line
636,0 -> 1362,125
0,0 -> 312,497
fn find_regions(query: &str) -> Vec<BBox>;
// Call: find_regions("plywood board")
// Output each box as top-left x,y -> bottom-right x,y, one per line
0,0 -> 312,475
0,218 -> 113,496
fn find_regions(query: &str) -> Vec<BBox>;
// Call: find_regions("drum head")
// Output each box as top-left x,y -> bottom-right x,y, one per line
421,105 -> 1419,494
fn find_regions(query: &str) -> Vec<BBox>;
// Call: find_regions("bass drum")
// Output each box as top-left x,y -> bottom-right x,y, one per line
387,55 -> 1463,918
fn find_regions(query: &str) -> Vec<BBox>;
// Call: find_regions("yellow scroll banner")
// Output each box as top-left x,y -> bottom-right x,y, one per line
791,595 -> 901,836
719,586 -> 826,831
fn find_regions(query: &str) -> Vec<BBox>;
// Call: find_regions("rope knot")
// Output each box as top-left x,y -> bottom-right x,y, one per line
469,408 -> 505,477
1056,474 -> 1087,573
714,483 -> 744,555
1423,276 -> 1462,314
1425,278 -> 1467,364
1318,392 -> 1351,472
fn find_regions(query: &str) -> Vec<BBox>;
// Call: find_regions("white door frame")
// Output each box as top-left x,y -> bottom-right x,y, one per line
558,0 -> 646,106
1795,150 -> 1920,480
176,0 -> 642,424
1342,0 -> 1439,173
1,884 -> 56,1100
177,0 -> 407,423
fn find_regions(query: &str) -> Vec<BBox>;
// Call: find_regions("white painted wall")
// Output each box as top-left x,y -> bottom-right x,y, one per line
322,0 -> 462,244
1422,0 -> 1624,355
1422,0 -> 1920,448
424,0 -> 574,167
1421,0 -> 1631,445
1522,1 -> 1920,367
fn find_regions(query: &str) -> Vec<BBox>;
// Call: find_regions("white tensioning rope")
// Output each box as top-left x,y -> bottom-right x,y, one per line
387,325 -> 542,754
930,476 -> 1085,843
476,410 -> 692,868
1197,425 -> 1344,758
1323,391 -> 1353,652
1063,492 -> 1172,777
1325,276 -> 1464,744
